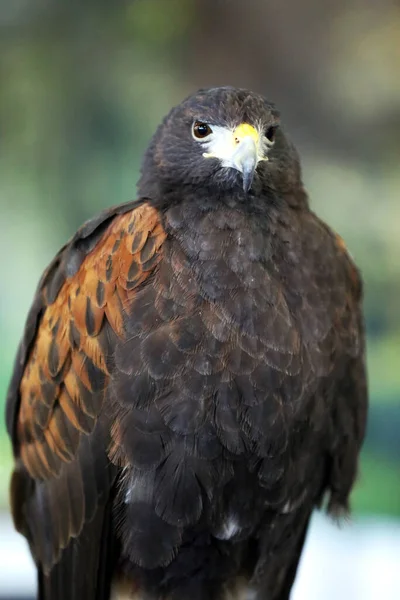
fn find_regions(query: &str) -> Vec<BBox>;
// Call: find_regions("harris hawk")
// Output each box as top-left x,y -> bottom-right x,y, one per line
6,87 -> 368,600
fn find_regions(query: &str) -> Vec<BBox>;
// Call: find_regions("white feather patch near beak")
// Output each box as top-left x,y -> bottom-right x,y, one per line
201,123 -> 268,191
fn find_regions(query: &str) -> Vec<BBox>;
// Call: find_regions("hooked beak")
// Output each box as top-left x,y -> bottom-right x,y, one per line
232,135 -> 258,192
201,122 -> 265,192
231,123 -> 261,192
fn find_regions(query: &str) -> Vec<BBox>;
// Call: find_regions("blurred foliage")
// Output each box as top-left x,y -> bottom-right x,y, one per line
0,0 -> 399,516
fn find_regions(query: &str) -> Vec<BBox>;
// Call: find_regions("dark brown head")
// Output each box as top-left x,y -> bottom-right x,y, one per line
138,86 -> 302,201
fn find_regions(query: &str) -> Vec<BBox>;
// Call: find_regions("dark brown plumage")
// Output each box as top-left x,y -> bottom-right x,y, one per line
6,87 -> 368,600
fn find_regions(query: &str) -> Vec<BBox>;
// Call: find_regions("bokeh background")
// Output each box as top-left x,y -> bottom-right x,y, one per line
0,0 -> 399,598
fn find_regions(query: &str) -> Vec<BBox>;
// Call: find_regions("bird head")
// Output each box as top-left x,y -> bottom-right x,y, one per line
138,86 -> 301,200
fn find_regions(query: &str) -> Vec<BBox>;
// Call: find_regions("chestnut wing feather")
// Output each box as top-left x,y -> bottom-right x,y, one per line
6,199 -> 167,575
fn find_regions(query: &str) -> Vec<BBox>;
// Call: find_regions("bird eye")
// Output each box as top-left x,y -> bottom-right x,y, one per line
192,121 -> 213,139
265,125 -> 277,143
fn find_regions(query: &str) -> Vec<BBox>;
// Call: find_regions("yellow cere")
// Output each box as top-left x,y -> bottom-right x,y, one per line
201,122 -> 267,163
233,123 -> 259,143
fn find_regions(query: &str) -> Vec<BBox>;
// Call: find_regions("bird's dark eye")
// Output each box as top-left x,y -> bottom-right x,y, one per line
265,125 -> 277,143
193,121 -> 213,139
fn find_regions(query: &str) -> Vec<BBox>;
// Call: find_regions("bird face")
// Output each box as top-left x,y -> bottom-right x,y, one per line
138,87 -> 298,199
192,120 -> 272,192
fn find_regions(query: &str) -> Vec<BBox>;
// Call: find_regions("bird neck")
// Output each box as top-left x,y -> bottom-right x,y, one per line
161,193 -> 280,268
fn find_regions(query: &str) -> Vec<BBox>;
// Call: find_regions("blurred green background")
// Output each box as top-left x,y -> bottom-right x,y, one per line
0,0 -> 399,518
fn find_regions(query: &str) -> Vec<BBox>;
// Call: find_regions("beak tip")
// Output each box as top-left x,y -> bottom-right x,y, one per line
242,177 -> 252,193
241,161 -> 256,192
232,136 -> 258,193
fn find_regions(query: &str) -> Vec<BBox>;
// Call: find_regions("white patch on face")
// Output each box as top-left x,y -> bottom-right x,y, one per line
201,125 -> 241,166
196,124 -> 271,171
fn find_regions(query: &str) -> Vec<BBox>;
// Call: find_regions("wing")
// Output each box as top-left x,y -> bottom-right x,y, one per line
325,232 -> 368,515
6,199 -> 167,599
292,215 -> 368,514
301,217 -> 368,514
250,218 -> 368,600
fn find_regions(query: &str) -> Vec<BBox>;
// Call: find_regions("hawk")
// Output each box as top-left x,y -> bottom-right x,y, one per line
6,87 -> 368,600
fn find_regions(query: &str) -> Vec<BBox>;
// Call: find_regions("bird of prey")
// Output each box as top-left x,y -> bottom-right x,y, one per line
6,87 -> 368,600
